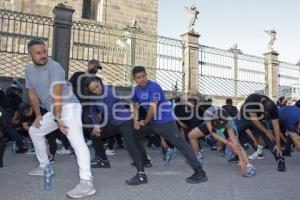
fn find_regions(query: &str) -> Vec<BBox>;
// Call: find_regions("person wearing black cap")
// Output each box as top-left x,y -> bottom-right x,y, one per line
69,59 -> 102,103
222,98 -> 238,118
237,93 -> 286,172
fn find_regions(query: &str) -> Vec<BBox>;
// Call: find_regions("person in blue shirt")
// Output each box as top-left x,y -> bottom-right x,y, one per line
130,66 -> 207,184
279,106 -> 300,151
84,76 -> 147,186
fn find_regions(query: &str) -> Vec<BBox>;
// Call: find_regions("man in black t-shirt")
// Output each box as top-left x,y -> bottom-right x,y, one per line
237,93 -> 286,172
69,59 -> 102,103
222,98 -> 238,118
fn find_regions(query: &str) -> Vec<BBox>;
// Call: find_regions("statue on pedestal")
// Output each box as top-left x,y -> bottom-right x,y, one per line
264,29 -> 277,51
185,5 -> 199,32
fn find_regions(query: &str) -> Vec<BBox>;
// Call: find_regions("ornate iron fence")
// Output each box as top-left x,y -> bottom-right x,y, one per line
0,9 -> 53,78
70,20 -> 183,91
278,61 -> 300,98
198,45 -> 267,97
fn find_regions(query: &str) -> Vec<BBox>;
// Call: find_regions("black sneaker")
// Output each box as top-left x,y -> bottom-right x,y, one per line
0,161 -> 3,168
91,160 -> 111,168
277,159 -> 287,172
126,172 -> 148,186
186,169 -> 208,184
131,160 -> 153,168
229,155 -> 239,163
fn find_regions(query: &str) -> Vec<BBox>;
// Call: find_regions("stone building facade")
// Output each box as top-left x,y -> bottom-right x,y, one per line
1,0 -> 158,34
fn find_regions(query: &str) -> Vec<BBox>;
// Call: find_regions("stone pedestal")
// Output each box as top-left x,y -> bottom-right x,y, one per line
264,50 -> 279,99
181,31 -> 200,96
52,3 -> 74,79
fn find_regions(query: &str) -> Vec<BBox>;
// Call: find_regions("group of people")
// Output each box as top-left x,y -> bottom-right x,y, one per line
0,38 -> 300,198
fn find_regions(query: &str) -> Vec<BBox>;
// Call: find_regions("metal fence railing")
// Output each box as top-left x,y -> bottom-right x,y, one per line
70,20 -> 183,91
278,61 -> 300,98
198,45 -> 267,97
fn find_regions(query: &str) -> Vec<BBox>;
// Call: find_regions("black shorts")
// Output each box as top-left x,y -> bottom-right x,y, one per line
197,123 -> 210,136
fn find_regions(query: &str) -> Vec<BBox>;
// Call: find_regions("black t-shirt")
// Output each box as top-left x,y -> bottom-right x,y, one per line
174,104 -> 192,127
241,93 -> 278,119
20,107 -> 47,126
69,71 -> 88,103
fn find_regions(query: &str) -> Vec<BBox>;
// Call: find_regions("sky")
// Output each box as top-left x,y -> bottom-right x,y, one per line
158,0 -> 300,64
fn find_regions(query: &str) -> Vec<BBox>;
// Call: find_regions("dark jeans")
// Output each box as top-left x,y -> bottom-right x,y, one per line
2,110 -> 25,149
135,120 -> 203,171
107,134 -> 123,150
92,120 -> 144,172
236,118 -> 283,162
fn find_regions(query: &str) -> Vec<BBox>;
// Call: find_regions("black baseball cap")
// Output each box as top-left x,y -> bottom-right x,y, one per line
88,59 -> 102,69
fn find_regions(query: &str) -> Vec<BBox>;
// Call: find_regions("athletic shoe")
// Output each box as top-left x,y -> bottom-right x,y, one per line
248,151 -> 264,160
91,160 -> 111,168
125,172 -> 148,186
186,169 -> 208,184
90,155 -> 101,165
66,179 -> 96,199
277,159 -> 287,172
0,161 -> 3,168
28,166 -> 54,176
57,147 -> 72,155
105,149 -> 116,156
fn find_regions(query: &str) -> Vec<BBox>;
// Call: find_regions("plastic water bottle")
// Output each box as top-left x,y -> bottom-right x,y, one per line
44,165 -> 52,192
164,148 -> 172,167
12,141 -> 16,157
225,146 -> 234,161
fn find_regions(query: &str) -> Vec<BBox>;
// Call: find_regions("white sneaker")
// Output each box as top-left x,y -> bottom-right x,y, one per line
105,149 -> 116,156
28,166 -> 54,176
57,147 -> 72,155
248,151 -> 264,160
66,179 -> 96,199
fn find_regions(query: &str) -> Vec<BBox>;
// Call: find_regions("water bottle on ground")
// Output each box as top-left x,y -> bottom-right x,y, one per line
44,165 -> 52,192
12,141 -> 16,157
164,148 -> 172,167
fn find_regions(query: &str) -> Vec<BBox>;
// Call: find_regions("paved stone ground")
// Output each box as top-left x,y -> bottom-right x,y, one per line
0,145 -> 300,200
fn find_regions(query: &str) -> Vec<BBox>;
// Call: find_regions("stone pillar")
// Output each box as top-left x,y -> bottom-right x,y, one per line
52,4 -> 74,79
181,32 -> 200,96
264,50 -> 279,99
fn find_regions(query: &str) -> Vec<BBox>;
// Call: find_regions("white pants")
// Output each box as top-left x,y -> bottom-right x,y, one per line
29,103 -> 92,180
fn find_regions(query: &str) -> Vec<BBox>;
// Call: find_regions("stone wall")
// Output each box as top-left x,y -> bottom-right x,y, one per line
1,0 -> 158,34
